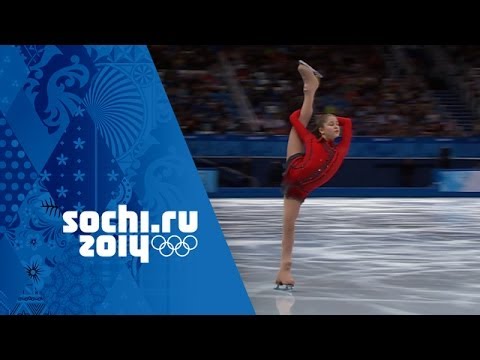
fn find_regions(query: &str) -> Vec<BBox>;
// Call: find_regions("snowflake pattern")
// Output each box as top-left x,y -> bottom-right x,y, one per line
40,105 -> 124,213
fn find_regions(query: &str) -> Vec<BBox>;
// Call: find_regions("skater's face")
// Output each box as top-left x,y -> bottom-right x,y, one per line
319,115 -> 340,141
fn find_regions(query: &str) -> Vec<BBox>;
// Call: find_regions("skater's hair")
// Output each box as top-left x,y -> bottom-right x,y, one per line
311,114 -> 336,139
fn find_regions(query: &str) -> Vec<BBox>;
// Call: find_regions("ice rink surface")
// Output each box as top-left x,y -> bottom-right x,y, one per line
211,198 -> 480,315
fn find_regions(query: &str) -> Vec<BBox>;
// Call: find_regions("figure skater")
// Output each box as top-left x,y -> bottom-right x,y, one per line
275,60 -> 353,290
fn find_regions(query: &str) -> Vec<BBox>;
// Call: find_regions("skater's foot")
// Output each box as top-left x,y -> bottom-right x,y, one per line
299,60 -> 323,78
298,60 -> 321,92
275,261 -> 295,290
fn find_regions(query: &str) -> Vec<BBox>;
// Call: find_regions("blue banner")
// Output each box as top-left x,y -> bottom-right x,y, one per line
0,45 -> 254,315
185,134 -> 480,158
436,170 -> 480,192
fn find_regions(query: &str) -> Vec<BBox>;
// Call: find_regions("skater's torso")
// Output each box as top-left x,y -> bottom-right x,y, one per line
282,110 -> 352,200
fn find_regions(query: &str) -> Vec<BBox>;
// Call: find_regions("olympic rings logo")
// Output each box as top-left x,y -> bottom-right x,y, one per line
150,235 -> 198,257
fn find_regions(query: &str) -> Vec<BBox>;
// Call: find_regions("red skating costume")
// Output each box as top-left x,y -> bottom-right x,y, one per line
281,109 -> 352,202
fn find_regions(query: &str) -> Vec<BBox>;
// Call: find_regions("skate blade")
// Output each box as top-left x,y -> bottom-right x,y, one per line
299,60 -> 324,78
274,283 -> 294,291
